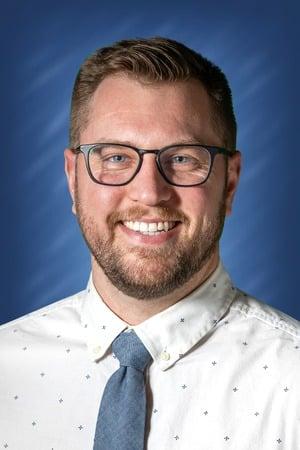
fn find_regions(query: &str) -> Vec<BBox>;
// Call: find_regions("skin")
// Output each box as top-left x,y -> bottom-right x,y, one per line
65,74 -> 241,325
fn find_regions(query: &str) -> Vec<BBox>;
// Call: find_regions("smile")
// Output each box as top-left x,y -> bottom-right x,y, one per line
123,220 -> 177,235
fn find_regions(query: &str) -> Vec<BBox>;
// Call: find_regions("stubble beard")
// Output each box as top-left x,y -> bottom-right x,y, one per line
74,181 -> 227,300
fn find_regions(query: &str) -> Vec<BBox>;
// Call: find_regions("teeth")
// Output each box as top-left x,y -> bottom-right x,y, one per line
123,221 -> 176,234
148,223 -> 158,232
140,222 -> 148,232
133,221 -> 140,231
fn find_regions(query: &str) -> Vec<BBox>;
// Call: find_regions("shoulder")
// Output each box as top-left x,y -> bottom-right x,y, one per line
0,289 -> 86,337
231,289 -> 300,339
228,290 -> 300,377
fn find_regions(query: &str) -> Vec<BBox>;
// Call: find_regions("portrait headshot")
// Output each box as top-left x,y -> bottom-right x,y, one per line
1,2 -> 299,449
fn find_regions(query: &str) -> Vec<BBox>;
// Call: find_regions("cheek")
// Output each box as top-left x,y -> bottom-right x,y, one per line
180,188 -> 210,219
179,185 -> 223,231
76,163 -> 124,219
87,187 -> 124,219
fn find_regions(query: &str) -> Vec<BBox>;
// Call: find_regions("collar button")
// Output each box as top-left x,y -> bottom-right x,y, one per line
160,351 -> 170,361
92,345 -> 102,355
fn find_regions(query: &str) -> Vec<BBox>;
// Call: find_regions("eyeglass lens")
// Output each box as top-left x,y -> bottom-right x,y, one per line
87,144 -> 211,186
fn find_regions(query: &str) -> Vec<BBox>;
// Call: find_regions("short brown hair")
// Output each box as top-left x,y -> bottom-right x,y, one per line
69,37 -> 237,150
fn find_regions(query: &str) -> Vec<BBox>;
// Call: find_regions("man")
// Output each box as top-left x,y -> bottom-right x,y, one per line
1,37 -> 299,449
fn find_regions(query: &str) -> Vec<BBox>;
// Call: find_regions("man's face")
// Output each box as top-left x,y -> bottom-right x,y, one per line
65,75 -> 240,299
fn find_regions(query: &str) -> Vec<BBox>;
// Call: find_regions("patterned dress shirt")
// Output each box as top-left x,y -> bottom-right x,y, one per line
1,262 -> 299,450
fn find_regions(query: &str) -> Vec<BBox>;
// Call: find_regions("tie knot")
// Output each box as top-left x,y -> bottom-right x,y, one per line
112,330 -> 152,372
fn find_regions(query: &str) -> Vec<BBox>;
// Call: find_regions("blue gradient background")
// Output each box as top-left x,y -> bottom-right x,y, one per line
1,1 -> 299,324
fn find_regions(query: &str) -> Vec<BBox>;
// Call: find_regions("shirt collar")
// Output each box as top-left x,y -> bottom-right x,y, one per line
81,261 -> 236,370
81,279 -> 128,362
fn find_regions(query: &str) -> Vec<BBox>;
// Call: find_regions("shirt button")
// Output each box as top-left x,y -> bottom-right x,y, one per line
92,345 -> 102,355
160,351 -> 170,361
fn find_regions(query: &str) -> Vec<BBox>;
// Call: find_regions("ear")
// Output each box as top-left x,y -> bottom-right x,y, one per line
64,148 -> 77,215
225,151 -> 241,216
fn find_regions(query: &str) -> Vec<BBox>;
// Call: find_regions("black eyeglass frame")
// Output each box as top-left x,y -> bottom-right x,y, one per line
72,143 -> 235,187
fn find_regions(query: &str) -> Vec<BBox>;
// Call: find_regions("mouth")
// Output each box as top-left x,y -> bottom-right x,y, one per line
122,220 -> 178,235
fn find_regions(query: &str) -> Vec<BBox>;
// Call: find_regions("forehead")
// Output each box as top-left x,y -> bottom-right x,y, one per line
81,74 -> 221,147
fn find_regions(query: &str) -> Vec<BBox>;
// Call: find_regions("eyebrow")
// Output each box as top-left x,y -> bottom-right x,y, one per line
85,136 -> 209,147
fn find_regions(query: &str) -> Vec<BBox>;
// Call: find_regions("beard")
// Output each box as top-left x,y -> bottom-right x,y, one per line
74,181 -> 227,300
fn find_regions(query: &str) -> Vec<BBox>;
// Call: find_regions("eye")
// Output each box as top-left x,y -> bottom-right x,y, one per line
171,155 -> 191,164
167,153 -> 200,168
107,154 -> 128,163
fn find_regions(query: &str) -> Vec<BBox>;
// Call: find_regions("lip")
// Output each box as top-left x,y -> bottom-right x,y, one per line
118,221 -> 182,245
121,217 -> 180,223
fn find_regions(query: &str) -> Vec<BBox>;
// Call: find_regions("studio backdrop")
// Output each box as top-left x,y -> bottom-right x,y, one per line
1,0 -> 299,324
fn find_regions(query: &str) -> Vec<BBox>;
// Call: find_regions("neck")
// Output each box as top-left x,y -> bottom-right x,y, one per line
91,251 -> 220,325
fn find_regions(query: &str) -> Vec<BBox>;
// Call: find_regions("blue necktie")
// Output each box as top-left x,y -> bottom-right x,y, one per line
93,330 -> 152,450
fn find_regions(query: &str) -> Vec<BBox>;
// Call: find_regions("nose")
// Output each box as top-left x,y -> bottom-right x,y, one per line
126,154 -> 173,206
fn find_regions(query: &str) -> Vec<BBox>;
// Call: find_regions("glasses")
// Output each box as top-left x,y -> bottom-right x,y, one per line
72,143 -> 234,187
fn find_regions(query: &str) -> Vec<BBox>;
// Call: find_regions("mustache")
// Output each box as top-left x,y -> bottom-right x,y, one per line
107,206 -> 189,227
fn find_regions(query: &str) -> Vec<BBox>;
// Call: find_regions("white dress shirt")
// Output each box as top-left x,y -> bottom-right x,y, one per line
1,262 -> 299,450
